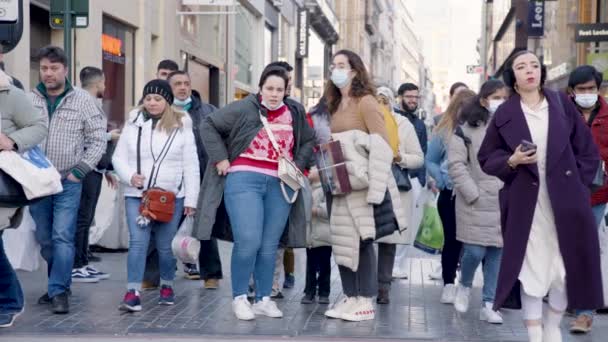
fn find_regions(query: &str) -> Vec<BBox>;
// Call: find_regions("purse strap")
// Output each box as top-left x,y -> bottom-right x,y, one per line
136,127 -> 143,189
259,111 -> 284,157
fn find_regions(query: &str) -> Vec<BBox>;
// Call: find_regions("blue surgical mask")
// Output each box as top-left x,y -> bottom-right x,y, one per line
488,99 -> 505,114
331,69 -> 352,89
173,97 -> 192,108
262,100 -> 285,111
575,93 -> 598,109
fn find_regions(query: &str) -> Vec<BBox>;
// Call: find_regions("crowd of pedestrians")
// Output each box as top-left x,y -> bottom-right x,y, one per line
0,45 -> 607,342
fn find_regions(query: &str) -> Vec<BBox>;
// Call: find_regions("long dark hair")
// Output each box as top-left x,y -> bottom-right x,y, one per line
325,50 -> 376,114
460,79 -> 506,127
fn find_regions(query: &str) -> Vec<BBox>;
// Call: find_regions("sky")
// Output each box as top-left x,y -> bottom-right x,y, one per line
409,0 -> 483,109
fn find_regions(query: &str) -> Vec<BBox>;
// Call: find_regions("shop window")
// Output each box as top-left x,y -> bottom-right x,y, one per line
235,6 -> 255,86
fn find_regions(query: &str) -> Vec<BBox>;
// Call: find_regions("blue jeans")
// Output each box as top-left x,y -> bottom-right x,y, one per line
459,243 -> 503,304
30,179 -> 83,298
576,203 -> 606,317
125,197 -> 184,291
0,231 -> 24,314
224,172 -> 293,300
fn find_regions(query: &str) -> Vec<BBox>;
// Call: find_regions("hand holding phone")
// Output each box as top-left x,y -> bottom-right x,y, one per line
508,140 -> 538,168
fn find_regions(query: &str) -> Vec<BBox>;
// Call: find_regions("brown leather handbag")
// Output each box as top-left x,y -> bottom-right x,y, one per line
136,125 -> 180,224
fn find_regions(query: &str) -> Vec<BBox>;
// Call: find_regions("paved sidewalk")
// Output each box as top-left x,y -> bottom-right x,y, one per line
1,244 -> 606,341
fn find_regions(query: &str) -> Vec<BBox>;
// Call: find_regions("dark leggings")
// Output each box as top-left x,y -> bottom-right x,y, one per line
437,189 -> 461,285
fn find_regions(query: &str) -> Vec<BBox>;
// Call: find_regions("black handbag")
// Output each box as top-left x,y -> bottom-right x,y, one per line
373,190 -> 399,240
392,164 -> 412,191
0,169 -> 31,208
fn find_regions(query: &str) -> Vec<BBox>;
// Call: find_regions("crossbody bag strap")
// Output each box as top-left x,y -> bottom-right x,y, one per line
136,127 -> 143,189
147,128 -> 180,189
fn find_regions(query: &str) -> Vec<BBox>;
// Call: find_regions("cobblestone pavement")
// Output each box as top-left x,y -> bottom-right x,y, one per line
1,244 -> 606,341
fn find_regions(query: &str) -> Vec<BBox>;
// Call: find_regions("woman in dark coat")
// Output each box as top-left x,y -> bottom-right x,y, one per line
477,50 -> 603,342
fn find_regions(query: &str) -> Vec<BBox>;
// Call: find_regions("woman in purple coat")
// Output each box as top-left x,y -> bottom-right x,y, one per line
478,50 -> 604,342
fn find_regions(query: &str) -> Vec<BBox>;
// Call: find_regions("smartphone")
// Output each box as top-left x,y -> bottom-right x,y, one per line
520,140 -> 537,153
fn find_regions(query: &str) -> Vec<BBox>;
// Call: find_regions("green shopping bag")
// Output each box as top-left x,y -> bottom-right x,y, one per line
413,192 -> 444,255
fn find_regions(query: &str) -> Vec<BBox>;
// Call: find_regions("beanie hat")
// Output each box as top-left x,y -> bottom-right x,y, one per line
377,86 -> 395,107
142,79 -> 174,105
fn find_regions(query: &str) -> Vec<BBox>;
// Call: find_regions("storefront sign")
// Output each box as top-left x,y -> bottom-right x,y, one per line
296,8 -> 309,58
527,1 -> 545,37
102,34 -> 122,56
587,53 -> 608,80
0,0 -> 19,23
575,23 -> 608,42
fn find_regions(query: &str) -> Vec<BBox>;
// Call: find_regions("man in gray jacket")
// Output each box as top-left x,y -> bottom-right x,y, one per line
29,46 -> 106,314
0,68 -> 48,328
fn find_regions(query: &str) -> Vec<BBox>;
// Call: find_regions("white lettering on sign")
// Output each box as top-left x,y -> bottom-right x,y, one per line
531,1 -> 543,28
297,9 -> 308,58
0,0 -> 19,23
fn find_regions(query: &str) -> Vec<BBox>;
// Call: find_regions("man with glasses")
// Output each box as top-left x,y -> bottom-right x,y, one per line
396,83 -> 427,186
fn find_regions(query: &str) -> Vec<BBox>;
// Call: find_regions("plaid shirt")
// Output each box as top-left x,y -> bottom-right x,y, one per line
30,84 -> 106,177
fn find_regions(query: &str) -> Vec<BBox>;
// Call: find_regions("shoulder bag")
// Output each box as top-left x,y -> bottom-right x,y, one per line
259,111 -> 306,204
137,125 -> 180,224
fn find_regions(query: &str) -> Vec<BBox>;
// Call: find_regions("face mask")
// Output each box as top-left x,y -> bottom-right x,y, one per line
173,97 -> 192,108
488,99 -> 505,114
331,69 -> 351,89
262,100 -> 285,111
575,93 -> 598,109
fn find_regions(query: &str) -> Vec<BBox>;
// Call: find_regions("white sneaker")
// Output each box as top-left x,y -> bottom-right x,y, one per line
392,268 -> 409,279
341,297 -> 375,322
252,297 -> 283,318
232,295 -> 255,321
429,265 -> 443,280
325,297 -> 357,319
440,284 -> 457,304
479,302 -> 503,324
454,286 -> 471,313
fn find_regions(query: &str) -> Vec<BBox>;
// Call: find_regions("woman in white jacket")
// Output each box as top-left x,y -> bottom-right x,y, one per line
112,80 -> 200,312
375,87 -> 424,304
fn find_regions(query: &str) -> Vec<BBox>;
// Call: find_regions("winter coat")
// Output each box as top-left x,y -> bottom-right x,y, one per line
186,91 -> 217,180
448,122 -> 503,247
426,131 -> 453,191
112,109 -> 201,208
307,179 -> 331,248
376,113 -> 424,244
478,89 -> 604,311
586,96 -> 608,206
193,94 -> 315,242
395,105 -> 427,185
0,82 -> 47,152
329,130 -> 406,271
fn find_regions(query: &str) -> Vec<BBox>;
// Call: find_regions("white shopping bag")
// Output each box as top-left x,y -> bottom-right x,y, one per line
404,178 -> 425,244
2,207 -> 42,271
171,217 -> 200,264
0,147 -> 62,200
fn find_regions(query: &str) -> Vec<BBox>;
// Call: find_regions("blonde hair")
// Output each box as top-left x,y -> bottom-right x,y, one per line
435,89 -> 476,138
137,104 -> 185,132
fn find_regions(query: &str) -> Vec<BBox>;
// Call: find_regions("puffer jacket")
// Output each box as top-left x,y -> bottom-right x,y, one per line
112,109 -> 200,208
376,113 -> 424,244
307,179 -> 331,248
329,130 -> 406,271
448,122 -> 503,247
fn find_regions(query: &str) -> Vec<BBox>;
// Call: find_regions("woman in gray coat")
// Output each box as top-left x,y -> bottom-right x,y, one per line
448,80 -> 508,324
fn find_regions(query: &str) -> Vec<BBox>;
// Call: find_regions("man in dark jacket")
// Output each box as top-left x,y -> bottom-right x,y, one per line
169,70 -> 223,289
396,83 -> 427,186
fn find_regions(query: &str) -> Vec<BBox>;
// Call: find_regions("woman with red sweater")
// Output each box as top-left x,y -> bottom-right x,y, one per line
198,66 -> 315,321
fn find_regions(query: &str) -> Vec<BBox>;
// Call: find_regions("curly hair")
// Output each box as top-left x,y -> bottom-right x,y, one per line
325,50 -> 376,114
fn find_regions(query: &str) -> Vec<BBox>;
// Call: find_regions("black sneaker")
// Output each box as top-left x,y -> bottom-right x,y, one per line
183,264 -> 201,280
300,294 -> 315,304
318,296 -> 330,304
270,289 -> 284,299
39,289 -> 71,305
51,293 -> 69,314
0,309 -> 23,328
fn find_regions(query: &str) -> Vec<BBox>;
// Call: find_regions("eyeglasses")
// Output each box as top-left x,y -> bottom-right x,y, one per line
329,64 -> 351,72
403,95 -> 420,100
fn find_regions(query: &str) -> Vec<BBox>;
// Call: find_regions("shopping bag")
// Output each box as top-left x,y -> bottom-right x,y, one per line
282,178 -> 312,248
2,207 -> 41,271
315,140 -> 352,196
0,147 -> 62,200
171,217 -> 200,264
413,191 -> 444,255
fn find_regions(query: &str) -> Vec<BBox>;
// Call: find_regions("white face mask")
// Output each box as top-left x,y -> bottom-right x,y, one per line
575,93 -> 598,109
488,99 -> 505,114
331,69 -> 351,89
261,100 -> 284,111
